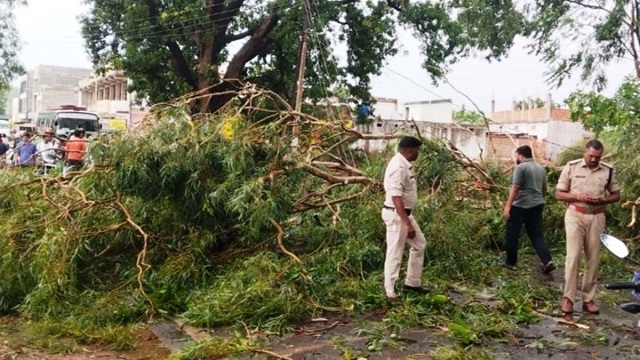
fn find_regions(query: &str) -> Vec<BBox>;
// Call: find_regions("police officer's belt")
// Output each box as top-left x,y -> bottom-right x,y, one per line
383,206 -> 411,216
569,204 -> 604,215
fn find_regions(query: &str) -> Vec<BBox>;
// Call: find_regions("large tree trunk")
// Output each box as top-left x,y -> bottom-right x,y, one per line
205,12 -> 280,113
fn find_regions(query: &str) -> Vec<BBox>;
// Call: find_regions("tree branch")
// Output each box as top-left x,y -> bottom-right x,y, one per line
146,0 -> 198,89
564,0 -> 613,12
218,0 -> 245,34
632,0 -> 640,76
385,0 -> 403,11
226,29 -> 254,42
269,217 -> 302,264
224,12 -> 280,79
297,162 -> 379,187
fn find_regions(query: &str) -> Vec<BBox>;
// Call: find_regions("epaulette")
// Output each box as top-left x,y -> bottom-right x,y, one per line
600,161 -> 613,169
567,159 -> 582,165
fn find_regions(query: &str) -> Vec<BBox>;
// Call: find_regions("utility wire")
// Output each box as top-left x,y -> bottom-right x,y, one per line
383,67 -> 584,154
78,1 -> 300,35
75,2 -> 303,45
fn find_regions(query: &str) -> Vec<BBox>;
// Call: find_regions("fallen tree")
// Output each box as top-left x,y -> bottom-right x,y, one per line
0,85 -> 588,354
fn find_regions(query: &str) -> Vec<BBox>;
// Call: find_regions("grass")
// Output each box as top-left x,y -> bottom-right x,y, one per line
0,317 -> 136,354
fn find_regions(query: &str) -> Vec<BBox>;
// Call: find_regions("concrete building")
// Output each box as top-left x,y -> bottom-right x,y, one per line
13,65 -> 92,123
358,98 -> 486,160
404,99 -> 454,123
373,97 -> 404,121
77,70 -> 147,130
488,95 -> 592,161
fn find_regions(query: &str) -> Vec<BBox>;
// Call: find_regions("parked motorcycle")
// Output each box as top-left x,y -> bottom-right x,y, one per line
601,234 -> 640,316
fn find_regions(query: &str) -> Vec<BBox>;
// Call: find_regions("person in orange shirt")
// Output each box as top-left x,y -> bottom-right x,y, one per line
63,129 -> 87,176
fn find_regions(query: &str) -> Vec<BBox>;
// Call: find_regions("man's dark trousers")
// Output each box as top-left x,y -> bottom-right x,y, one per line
505,204 -> 552,266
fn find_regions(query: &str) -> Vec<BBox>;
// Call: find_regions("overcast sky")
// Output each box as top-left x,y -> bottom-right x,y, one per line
14,0 -> 632,113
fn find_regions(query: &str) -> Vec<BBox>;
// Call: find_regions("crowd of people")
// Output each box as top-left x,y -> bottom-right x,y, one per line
0,128 -> 88,176
383,136 -> 619,319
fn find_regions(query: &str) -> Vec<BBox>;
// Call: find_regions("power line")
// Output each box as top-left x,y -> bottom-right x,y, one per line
75,2 -> 303,46
307,0 -> 339,117
78,2 -> 299,35
382,67 -> 584,154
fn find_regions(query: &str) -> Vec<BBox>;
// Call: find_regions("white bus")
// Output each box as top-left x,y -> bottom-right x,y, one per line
0,115 -> 9,138
36,109 -> 101,139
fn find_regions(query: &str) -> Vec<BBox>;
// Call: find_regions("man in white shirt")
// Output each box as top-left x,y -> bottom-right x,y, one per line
382,136 -> 428,300
36,129 -> 60,167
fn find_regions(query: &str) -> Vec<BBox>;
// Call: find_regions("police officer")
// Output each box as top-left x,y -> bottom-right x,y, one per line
382,136 -> 429,300
556,140 -> 620,316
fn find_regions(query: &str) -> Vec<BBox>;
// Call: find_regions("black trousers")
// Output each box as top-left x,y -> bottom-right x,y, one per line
505,204 -> 552,266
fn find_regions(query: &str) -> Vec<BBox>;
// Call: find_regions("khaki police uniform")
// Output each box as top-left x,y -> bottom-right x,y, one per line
382,153 -> 426,298
557,159 -> 620,303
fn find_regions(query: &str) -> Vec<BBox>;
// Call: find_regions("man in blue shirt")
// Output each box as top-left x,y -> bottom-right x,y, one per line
14,133 -> 38,166
502,145 -> 555,274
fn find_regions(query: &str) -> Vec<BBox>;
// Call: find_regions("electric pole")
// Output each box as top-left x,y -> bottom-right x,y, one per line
292,0 -> 312,143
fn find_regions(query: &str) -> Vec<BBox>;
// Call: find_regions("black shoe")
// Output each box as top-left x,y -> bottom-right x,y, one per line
542,261 -> 556,275
500,261 -> 515,269
403,285 -> 430,295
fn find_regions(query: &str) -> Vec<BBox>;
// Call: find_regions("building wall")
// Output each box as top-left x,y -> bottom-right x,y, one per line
451,127 -> 487,160
490,99 -> 588,162
405,100 -> 453,123
355,117 -> 487,160
78,71 -> 149,131
374,98 -> 404,120
35,65 -> 92,92
491,107 -> 570,123
11,98 -> 19,122
489,122 -> 549,139
96,100 -> 130,114
14,65 -> 92,122
486,135 -> 547,163
546,120 -> 593,160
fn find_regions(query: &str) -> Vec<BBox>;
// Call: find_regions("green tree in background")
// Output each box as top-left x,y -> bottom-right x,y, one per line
567,78 -> 640,136
0,89 -> 8,115
526,0 -> 639,90
454,108 -> 483,124
512,97 -> 546,110
0,0 -> 25,93
81,0 -> 525,113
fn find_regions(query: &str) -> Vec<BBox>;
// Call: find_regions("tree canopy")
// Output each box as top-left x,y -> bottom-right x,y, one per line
0,0 -> 24,93
81,0 -> 524,112
525,0 -> 639,90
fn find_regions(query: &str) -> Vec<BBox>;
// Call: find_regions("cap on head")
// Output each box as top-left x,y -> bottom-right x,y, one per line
44,128 -> 55,135
398,136 -> 422,149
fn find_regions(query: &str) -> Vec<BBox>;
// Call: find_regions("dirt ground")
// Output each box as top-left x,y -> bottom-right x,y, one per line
3,305 -> 640,360
0,327 -> 170,360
